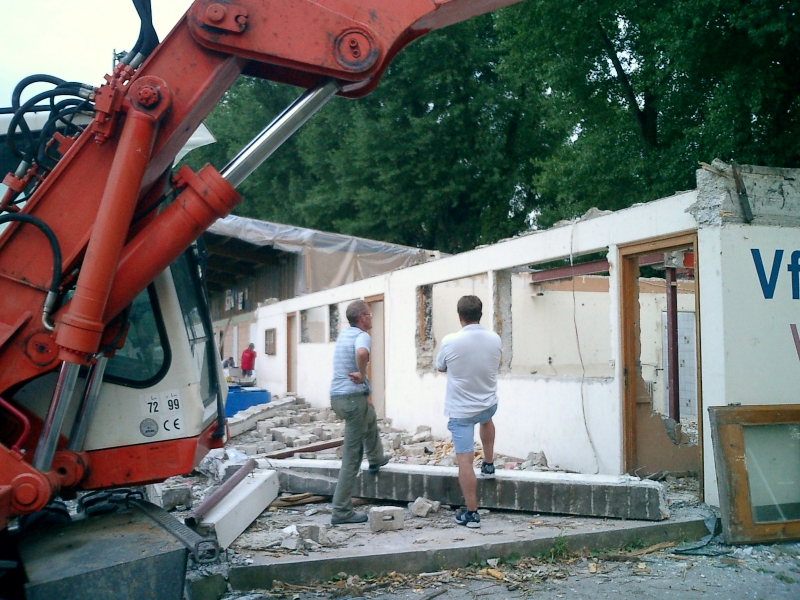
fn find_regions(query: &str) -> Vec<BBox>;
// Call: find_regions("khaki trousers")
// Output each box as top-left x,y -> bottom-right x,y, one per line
330,393 -> 382,519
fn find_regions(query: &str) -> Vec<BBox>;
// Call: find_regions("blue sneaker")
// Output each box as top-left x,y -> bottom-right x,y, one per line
480,461 -> 495,479
454,509 -> 481,528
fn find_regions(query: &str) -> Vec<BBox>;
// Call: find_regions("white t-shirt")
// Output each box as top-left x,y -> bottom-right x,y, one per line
435,324 -> 501,418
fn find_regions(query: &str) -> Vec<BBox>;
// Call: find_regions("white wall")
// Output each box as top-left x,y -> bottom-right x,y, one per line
253,192 -> 702,476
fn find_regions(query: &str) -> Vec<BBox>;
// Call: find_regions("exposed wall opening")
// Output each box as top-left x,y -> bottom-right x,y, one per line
415,284 -> 434,370
300,306 -> 327,343
493,269 -> 513,372
329,304 -> 340,342
620,233 -> 701,487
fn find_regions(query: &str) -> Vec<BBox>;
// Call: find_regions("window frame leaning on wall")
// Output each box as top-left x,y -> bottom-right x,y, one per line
709,404 -> 800,544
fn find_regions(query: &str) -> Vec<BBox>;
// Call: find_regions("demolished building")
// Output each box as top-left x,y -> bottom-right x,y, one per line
245,161 -> 800,512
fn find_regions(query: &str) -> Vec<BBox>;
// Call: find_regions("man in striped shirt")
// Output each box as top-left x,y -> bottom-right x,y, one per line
329,299 -> 388,524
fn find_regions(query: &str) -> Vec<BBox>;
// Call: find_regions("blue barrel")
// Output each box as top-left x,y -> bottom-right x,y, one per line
224,385 -> 271,417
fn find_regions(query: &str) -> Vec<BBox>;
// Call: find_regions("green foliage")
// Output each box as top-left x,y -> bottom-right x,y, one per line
619,538 -> 646,553
497,0 -> 800,228
185,0 -> 800,250
549,536 -> 570,561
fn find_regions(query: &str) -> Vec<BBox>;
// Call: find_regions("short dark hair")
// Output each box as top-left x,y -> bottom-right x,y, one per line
457,295 -> 482,323
346,300 -> 369,325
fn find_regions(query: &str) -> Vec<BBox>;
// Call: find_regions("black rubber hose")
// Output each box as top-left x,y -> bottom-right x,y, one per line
9,75 -> 67,151
36,100 -> 91,165
7,86 -> 84,160
0,213 -> 62,296
132,0 -> 159,57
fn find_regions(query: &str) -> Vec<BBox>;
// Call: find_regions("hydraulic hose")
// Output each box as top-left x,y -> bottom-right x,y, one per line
7,85 -> 88,161
0,213 -> 62,330
9,75 -> 67,152
122,0 -> 158,66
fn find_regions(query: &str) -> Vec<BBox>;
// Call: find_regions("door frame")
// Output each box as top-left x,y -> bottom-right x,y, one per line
619,231 -> 703,493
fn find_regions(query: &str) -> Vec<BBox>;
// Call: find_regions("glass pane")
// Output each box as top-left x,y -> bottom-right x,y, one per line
744,423 -> 800,522
171,253 -> 215,407
105,286 -> 168,385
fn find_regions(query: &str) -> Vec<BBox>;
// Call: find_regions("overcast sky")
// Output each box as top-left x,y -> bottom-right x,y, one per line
0,0 -> 192,107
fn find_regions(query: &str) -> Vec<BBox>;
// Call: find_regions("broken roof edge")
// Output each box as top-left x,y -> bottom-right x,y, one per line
208,214 -> 438,258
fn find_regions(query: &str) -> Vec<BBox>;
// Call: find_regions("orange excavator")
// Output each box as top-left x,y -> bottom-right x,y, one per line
0,0 -> 521,594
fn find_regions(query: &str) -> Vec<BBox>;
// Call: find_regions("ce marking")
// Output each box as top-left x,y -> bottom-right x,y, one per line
163,418 -> 181,432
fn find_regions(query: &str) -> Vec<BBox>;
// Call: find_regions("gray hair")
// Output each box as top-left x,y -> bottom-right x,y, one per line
346,300 -> 369,325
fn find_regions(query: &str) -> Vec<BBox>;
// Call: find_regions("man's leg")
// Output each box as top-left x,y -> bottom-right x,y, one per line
330,394 -> 366,520
362,403 -> 383,466
456,451 -> 478,512
479,419 -> 495,464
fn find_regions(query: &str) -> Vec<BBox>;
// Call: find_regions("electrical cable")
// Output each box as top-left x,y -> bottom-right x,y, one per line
569,220 -> 600,474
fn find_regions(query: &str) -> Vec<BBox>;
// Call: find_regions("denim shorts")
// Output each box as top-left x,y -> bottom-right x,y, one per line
447,404 -> 498,454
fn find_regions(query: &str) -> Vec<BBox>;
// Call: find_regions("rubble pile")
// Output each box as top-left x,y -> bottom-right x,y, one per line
222,394 -> 559,472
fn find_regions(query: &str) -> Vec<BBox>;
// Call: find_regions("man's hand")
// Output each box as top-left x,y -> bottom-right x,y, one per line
348,371 -> 365,384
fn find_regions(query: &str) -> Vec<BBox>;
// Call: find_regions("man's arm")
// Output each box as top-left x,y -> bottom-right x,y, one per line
350,347 -> 370,384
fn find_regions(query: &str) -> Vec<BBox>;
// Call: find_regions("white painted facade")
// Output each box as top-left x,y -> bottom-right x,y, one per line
249,162 -> 800,507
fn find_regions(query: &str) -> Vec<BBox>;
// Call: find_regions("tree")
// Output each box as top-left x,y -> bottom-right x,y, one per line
496,0 -> 800,227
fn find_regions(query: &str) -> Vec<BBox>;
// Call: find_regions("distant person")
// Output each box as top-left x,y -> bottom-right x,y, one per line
329,299 -> 388,525
222,356 -> 235,369
240,343 -> 256,377
435,295 -> 501,529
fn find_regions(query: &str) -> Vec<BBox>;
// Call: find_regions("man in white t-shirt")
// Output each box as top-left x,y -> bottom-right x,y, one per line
435,295 -> 501,529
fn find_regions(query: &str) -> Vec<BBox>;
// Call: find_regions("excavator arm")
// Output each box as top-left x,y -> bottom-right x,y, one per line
0,0 -> 523,527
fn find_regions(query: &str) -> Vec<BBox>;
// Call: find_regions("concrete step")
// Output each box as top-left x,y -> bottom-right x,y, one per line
263,459 -> 668,521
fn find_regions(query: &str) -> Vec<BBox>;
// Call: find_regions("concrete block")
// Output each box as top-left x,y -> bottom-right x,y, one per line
264,441 -> 286,452
401,443 -> 431,457
408,497 -> 440,517
201,470 -> 279,549
290,414 -> 311,424
145,482 -> 193,511
187,573 -> 227,600
369,506 -> 405,532
241,444 -> 259,456
411,431 -> 433,443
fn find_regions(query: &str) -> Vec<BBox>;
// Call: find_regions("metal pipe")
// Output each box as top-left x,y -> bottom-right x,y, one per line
67,356 -> 108,451
33,362 -> 80,471
220,79 -> 339,189
184,458 -> 257,529
666,267 -> 680,422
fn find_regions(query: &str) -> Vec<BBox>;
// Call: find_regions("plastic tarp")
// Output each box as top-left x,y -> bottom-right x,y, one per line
208,214 -> 429,294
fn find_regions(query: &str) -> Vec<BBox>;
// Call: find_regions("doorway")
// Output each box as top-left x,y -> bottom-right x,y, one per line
366,295 -> 385,419
620,233 -> 702,488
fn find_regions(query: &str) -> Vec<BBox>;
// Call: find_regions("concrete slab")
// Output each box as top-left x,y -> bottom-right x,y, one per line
201,470 -> 280,549
267,459 -> 668,521
227,510 -> 708,591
